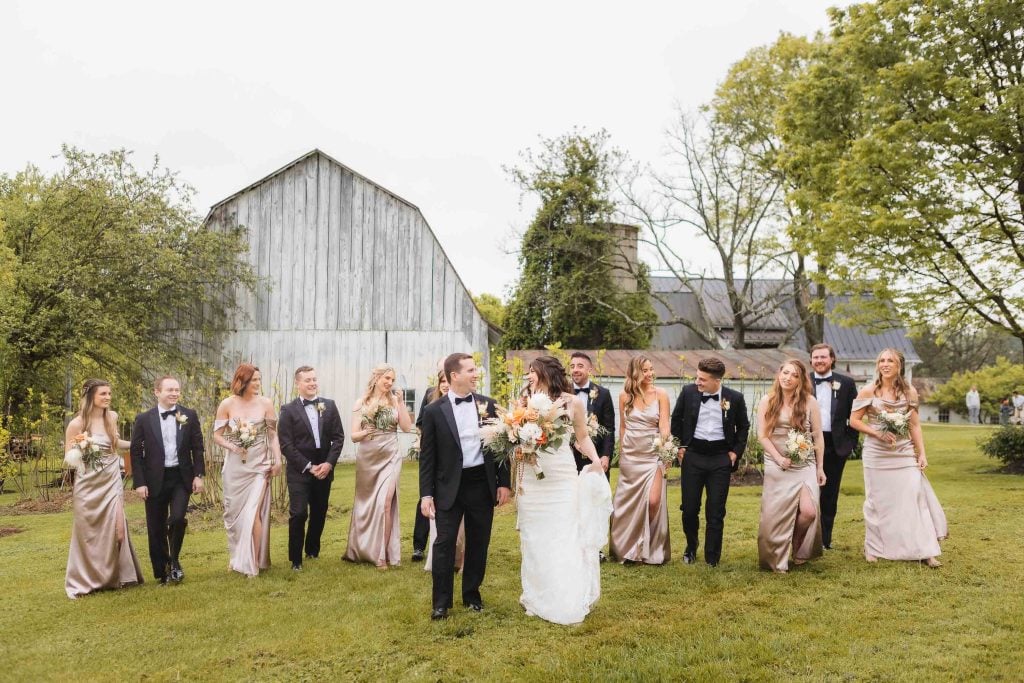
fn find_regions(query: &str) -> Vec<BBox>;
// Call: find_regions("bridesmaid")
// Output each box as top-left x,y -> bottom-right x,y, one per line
850,348 -> 947,567
756,359 -> 826,572
609,355 -> 672,564
213,363 -> 283,577
65,379 -> 144,598
344,364 -> 413,569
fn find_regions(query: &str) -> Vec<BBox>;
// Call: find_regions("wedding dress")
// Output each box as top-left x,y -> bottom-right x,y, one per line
516,436 -> 612,625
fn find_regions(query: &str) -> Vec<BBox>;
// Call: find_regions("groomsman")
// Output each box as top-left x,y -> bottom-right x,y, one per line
278,366 -> 345,570
809,344 -> 859,549
130,375 -> 205,584
670,357 -> 750,566
412,358 -> 446,561
569,352 -> 615,477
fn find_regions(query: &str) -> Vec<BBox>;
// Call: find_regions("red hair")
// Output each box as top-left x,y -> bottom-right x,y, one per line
231,363 -> 260,396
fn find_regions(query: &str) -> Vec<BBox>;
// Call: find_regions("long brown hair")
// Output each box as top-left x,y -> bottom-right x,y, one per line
431,371 -> 449,404
529,356 -> 571,400
623,355 -> 652,415
762,359 -> 813,434
872,348 -> 910,400
77,379 -> 119,445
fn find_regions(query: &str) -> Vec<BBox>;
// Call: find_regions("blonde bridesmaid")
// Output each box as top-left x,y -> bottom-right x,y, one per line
64,379 -> 144,598
344,364 -> 413,569
609,355 -> 672,564
214,363 -> 283,577
756,359 -> 826,572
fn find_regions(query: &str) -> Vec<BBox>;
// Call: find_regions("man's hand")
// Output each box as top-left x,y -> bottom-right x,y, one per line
600,456 -> 610,472
135,485 -> 149,500
192,477 -> 204,494
728,451 -> 738,466
496,486 -> 512,506
676,447 -> 686,464
420,497 -> 436,520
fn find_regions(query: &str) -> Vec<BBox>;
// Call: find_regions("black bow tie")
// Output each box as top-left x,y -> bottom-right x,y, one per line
700,394 -> 719,403
454,395 -> 474,405
813,376 -> 833,385
302,398 -> 319,407
574,386 -> 590,394
161,409 -> 178,419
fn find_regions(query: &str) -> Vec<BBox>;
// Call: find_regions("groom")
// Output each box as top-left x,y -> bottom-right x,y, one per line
419,352 -> 511,620
130,375 -> 205,584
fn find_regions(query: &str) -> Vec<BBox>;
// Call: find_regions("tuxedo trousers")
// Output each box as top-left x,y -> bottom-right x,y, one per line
431,465 -> 493,609
412,500 -> 429,551
818,433 -> 847,547
680,440 -> 732,564
287,471 -> 333,564
144,466 -> 190,580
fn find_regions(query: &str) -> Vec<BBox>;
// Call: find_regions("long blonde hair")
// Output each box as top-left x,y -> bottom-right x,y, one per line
77,379 -> 119,446
361,364 -> 396,409
623,355 -> 651,415
762,359 -> 813,434
872,348 -> 910,400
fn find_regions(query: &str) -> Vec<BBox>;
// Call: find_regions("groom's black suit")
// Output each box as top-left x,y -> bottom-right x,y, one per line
419,392 -> 510,610
130,405 -> 205,581
278,397 -> 345,566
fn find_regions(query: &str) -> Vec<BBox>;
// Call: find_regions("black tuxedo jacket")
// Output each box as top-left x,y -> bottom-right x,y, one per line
570,383 -> 616,460
415,386 -> 437,430
278,397 -> 345,477
817,372 -> 859,457
130,406 -> 205,495
670,384 -> 750,471
419,392 -> 511,510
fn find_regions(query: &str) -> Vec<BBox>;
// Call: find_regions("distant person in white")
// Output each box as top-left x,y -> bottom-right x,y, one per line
965,386 -> 981,424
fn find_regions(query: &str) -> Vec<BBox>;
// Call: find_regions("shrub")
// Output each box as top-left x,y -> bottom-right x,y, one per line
978,426 -> 1024,468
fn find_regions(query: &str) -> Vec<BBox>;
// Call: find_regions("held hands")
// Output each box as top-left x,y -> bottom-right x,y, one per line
311,463 -> 332,479
777,456 -> 792,471
876,431 -> 897,446
676,447 -> 685,464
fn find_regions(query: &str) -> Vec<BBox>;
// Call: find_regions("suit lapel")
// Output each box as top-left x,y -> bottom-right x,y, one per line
440,397 -> 464,456
150,408 -> 166,462
296,398 -> 317,443
175,409 -> 186,452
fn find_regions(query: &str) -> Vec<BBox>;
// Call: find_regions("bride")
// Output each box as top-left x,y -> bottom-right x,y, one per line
516,355 -> 613,625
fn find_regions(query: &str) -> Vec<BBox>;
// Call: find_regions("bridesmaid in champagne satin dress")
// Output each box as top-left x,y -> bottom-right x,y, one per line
213,364 -> 283,577
756,360 -> 826,572
65,379 -> 144,598
344,364 -> 412,568
609,356 -> 672,565
851,349 -> 947,567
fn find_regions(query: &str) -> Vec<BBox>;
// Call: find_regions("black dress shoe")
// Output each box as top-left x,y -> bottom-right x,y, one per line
823,543 -> 832,550
706,561 -> 719,567
431,608 -> 449,621
157,577 -> 168,586
292,563 -> 302,571
682,551 -> 696,565
169,562 -> 184,583
305,553 -> 318,560
463,601 -> 484,613
411,549 -> 425,562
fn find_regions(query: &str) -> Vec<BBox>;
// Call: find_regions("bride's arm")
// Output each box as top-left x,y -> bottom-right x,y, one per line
568,396 -> 601,471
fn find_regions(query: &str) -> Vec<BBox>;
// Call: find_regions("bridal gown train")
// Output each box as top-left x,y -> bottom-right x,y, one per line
516,438 -> 612,625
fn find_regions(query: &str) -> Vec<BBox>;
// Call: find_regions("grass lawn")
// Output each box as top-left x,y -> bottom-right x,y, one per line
1,425 -> 1022,682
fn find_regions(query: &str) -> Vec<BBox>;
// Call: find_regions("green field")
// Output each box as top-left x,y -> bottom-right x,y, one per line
1,425 -> 1021,682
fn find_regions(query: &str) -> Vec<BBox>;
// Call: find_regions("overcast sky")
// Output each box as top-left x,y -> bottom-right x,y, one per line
4,1 -> 847,300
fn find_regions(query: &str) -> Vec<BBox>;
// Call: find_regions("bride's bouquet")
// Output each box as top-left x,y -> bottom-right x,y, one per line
361,402 -> 397,431
570,413 -> 609,448
63,432 -> 108,473
481,392 -> 570,491
224,419 -> 265,463
784,429 -> 814,465
876,410 -> 910,438
652,435 -> 681,477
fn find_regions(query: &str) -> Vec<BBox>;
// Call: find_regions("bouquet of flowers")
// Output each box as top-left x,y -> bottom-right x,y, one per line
63,432 -> 108,473
224,419 -> 265,463
361,403 -> 397,432
570,413 -> 609,448
785,429 -> 814,465
876,410 -> 910,438
407,428 -> 421,460
481,392 -> 571,491
652,435 -> 681,477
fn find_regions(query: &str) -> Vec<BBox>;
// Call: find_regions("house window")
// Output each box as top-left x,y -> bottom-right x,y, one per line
404,389 -> 417,417
938,408 -> 949,424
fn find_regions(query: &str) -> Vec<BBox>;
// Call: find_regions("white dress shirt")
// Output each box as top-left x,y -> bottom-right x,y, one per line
158,405 -> 179,467
573,382 -> 591,411
449,391 -> 484,468
694,393 -> 725,441
303,397 -> 322,449
814,373 -> 833,433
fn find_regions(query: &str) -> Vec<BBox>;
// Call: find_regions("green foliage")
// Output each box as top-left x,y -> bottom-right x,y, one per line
471,292 -> 506,329
503,130 -> 656,350
0,146 -> 256,421
930,358 -> 1024,416
979,426 -> 1024,467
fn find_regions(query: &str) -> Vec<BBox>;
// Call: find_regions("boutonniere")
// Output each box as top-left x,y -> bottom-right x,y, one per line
175,413 -> 188,427
831,381 -> 841,392
589,388 -> 599,402
720,399 -> 731,412
316,401 -> 326,415
476,401 -> 487,418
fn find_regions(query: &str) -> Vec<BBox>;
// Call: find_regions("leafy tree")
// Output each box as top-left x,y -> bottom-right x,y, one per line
472,293 -> 506,329
503,130 -> 656,350
0,146 -> 255,418
929,358 -> 1024,417
912,322 -> 1023,376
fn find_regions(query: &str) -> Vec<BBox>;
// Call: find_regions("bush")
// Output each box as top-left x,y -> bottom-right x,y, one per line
978,426 -> 1024,468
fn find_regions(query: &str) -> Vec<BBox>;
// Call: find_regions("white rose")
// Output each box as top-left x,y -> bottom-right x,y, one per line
518,422 -> 542,446
527,393 -> 553,413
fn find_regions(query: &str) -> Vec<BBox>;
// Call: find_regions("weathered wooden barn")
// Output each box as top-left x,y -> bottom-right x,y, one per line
202,149 -> 495,455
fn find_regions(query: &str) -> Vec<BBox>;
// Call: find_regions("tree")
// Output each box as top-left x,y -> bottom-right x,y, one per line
503,130 -> 656,350
0,146 -> 255,417
929,357 -> 1024,418
912,322 -> 1023,376
779,0 -> 1024,355
471,293 -> 506,330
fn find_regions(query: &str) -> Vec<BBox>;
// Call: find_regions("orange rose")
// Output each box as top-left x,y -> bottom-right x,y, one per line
536,432 -> 548,445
